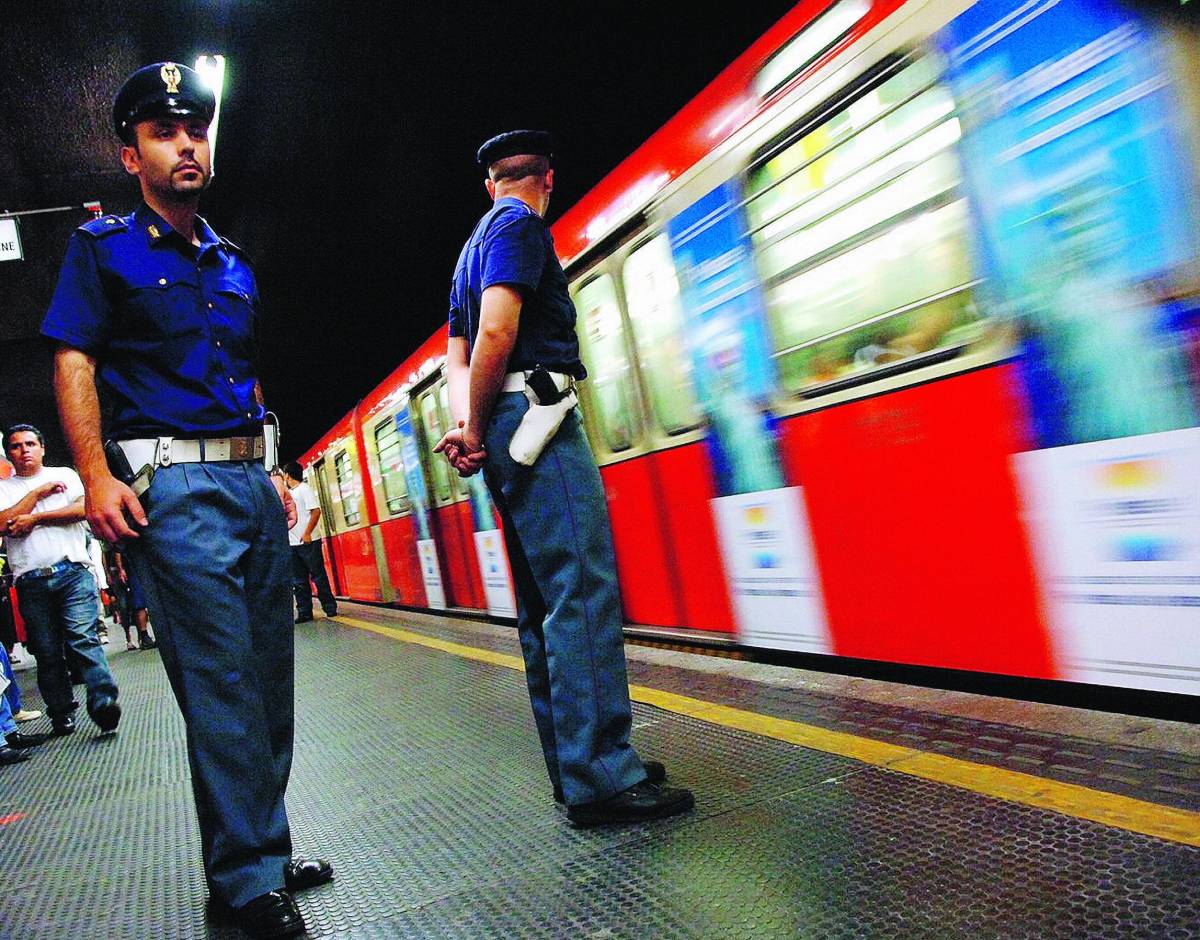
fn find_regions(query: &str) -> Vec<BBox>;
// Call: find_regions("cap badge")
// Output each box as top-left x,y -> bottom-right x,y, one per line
148,224 -> 161,239
160,63 -> 182,94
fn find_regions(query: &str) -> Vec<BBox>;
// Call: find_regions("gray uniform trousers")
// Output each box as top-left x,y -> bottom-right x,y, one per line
482,391 -> 646,805
123,460 -> 294,907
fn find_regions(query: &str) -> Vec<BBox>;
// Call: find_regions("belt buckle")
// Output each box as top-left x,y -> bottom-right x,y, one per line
230,437 -> 252,460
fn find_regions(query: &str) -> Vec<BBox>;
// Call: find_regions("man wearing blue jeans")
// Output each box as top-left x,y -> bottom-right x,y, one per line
435,131 -> 693,826
43,62 -> 330,939
0,425 -> 120,737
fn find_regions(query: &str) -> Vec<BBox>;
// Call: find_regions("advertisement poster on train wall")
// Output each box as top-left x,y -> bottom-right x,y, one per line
462,475 -> 516,616
667,181 -> 784,496
473,530 -> 516,618
938,0 -> 1199,450
415,540 -> 446,610
712,487 -> 831,653
1015,428 -> 1200,695
395,406 -> 446,609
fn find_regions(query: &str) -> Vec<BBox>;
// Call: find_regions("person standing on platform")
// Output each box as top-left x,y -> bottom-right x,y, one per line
434,130 -> 694,826
0,425 -> 120,738
110,549 -> 156,651
0,643 -> 41,724
42,62 -> 330,939
0,677 -> 46,766
282,462 -> 336,623
269,467 -> 298,532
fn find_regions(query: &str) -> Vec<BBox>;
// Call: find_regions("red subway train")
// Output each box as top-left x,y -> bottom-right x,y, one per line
298,0 -> 1200,698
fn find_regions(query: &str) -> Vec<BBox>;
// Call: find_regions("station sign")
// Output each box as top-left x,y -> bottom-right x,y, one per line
0,219 -> 22,261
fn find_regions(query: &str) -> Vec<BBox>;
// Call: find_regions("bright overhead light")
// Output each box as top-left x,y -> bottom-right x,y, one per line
195,54 -> 226,168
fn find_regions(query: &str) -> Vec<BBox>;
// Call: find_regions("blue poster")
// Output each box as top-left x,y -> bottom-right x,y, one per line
668,181 -> 784,495
395,406 -> 432,541
938,0 -> 1199,446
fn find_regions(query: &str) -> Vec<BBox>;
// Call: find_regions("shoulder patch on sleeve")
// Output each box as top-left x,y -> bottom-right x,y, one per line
78,215 -> 129,238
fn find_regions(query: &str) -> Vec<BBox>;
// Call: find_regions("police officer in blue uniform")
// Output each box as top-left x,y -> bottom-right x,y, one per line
43,62 -> 330,938
435,131 -> 694,826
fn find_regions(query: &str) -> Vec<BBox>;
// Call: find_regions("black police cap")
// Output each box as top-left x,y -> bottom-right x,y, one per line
112,62 -> 216,142
476,130 -> 555,169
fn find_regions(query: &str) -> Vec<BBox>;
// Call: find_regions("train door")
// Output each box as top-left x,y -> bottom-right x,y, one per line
364,406 -> 428,607
407,371 -> 486,612
309,457 -> 344,596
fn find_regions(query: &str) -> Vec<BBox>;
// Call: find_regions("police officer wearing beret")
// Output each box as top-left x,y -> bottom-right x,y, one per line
43,63 -> 330,938
435,131 -> 694,826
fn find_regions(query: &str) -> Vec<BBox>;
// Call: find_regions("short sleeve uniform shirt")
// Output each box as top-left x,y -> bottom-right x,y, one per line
41,203 -> 265,439
448,197 -> 586,378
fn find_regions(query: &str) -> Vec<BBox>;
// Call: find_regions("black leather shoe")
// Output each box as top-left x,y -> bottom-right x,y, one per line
553,759 -> 666,804
567,781 -> 694,828
50,715 -> 76,737
5,730 -> 49,749
209,891 -> 305,938
294,615 -> 314,624
137,633 -> 157,650
89,696 -> 121,733
0,745 -> 31,766
284,857 -> 334,892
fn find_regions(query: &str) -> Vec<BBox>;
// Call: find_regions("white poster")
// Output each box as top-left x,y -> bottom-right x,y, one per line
474,530 -> 517,618
416,539 -> 446,610
712,486 -> 831,653
1015,428 -> 1200,695
0,219 -> 22,262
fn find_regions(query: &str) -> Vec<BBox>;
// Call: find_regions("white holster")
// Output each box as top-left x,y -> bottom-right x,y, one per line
508,372 -> 578,467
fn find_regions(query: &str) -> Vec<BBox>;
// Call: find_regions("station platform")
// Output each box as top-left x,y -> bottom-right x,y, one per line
1,602 -> 1197,938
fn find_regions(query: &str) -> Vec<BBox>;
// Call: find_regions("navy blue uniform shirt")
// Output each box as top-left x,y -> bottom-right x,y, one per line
449,197 -> 586,378
42,203 -> 265,439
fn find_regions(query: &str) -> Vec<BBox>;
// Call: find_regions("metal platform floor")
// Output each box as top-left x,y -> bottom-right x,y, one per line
0,603 -> 1197,939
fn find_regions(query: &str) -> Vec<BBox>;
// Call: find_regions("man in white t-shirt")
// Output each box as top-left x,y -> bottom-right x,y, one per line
282,462 -> 337,623
0,425 -> 120,736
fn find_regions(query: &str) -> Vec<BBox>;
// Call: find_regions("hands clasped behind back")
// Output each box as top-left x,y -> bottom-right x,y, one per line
433,421 -> 487,477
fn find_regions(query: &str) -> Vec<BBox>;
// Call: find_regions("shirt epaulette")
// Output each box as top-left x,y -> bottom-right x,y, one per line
219,235 -> 249,258
78,215 -> 129,238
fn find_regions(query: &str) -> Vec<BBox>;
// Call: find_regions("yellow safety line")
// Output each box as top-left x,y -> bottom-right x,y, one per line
336,615 -> 1200,847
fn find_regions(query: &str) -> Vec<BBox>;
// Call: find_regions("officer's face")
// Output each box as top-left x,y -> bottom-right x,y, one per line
6,432 -> 44,476
122,118 -> 212,200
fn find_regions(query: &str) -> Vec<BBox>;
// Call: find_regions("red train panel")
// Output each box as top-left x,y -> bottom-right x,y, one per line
378,515 -> 427,608
431,503 -> 484,611
649,444 -> 736,633
601,459 -> 682,628
334,528 -> 383,603
779,366 -> 1056,679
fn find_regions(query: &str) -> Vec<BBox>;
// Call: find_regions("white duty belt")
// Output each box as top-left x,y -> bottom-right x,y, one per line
117,436 -> 264,470
502,370 -> 573,393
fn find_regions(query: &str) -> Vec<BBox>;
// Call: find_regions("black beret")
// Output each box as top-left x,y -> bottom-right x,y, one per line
113,62 -> 216,142
477,130 -> 555,168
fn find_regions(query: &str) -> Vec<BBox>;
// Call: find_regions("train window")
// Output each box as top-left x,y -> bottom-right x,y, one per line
754,0 -> 871,99
373,416 -> 409,516
436,384 -> 464,500
745,58 -> 983,394
622,235 -> 703,434
333,448 -> 361,527
573,274 -> 637,452
420,393 -> 453,504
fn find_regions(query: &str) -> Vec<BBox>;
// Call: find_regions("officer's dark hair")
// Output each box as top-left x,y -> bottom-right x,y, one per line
283,461 -> 304,482
488,154 -> 550,184
4,424 -> 45,450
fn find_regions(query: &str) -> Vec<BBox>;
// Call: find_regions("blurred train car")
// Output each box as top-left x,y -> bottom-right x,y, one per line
299,0 -> 1200,697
